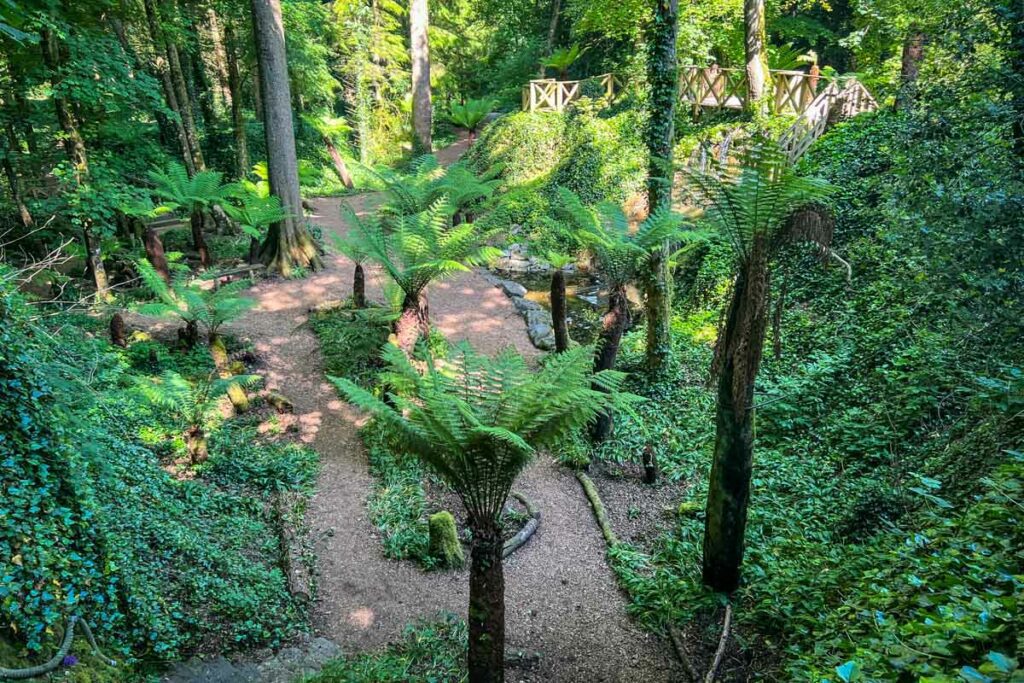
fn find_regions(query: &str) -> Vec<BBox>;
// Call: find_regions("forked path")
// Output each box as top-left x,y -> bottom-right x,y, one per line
230,147 -> 679,681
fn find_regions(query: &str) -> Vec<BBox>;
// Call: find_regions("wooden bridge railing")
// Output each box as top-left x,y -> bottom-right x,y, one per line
522,74 -> 619,113
680,66 -> 826,114
778,79 -> 877,162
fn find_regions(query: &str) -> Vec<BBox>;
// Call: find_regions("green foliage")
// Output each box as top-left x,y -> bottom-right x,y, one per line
541,44 -> 583,78
0,276 -> 311,661
304,614 -> 466,682
447,99 -> 495,133
223,193 -> 291,242
310,306 -> 394,387
135,370 -> 261,437
147,163 -> 237,217
205,420 -> 320,494
135,258 -> 255,340
330,343 -> 633,521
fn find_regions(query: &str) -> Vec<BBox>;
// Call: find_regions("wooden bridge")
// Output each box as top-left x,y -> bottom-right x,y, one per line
522,74 -> 619,113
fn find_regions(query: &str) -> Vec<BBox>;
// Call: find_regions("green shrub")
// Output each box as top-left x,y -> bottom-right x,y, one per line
304,614 -> 466,682
465,112 -> 567,185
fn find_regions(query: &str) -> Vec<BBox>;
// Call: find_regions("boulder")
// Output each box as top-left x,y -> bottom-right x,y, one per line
500,279 -> 528,298
512,296 -> 542,313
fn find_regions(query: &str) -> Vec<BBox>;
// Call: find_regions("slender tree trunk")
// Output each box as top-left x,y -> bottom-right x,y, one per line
539,0 -> 561,76
109,15 -> 175,147
224,20 -> 250,179
743,0 -> 769,109
82,225 -> 110,299
353,263 -> 366,307
252,0 -> 322,275
703,259 -> 770,593
551,269 -> 569,352
467,518 -> 505,683
40,30 -> 88,178
160,0 -> 206,172
143,0 -> 197,175
644,0 -> 678,376
591,284 -> 630,441
2,123 -> 33,228
395,290 -> 430,352
7,62 -> 36,153
894,28 -> 925,112
323,134 -> 355,188
190,210 -> 211,268
144,225 -> 171,282
409,0 -> 432,153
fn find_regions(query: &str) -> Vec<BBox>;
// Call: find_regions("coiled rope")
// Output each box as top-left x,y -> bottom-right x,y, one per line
0,616 -> 117,680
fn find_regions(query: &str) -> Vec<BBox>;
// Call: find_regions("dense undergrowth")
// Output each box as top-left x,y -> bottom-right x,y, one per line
594,105 -> 1023,679
0,277 -> 317,678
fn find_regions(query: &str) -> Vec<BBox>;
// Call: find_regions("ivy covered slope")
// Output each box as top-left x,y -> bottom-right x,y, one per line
0,274 -> 317,673
600,108 -> 1023,677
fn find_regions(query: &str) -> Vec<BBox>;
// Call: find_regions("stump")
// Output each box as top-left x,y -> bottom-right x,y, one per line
428,511 -> 465,569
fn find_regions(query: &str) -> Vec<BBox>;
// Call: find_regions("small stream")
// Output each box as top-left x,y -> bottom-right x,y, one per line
490,269 -> 611,346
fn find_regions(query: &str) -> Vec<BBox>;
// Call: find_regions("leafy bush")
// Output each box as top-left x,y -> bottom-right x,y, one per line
304,614 -> 466,682
0,274 -> 313,664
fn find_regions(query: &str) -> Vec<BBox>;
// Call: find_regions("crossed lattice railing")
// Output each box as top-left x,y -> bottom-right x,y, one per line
522,74 -> 620,113
778,79 -> 877,162
680,66 -> 832,115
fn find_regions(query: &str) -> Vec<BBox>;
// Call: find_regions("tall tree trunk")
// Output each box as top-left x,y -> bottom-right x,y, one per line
159,0 -> 206,172
539,0 -> 562,77
7,62 -> 36,153
2,123 -> 33,228
224,20 -> 250,179
394,290 -> 430,352
323,134 -> 355,188
189,44 -> 218,133
190,210 -> 212,268
550,269 -> 569,353
644,0 -> 678,376
467,518 -> 505,683
409,0 -> 432,153
109,15 -> 174,147
894,28 -> 925,112
703,258 -> 770,593
252,0 -> 322,274
743,0 -> 769,109
143,0 -> 197,175
353,263 -> 366,308
40,30 -> 88,178
591,284 -> 630,441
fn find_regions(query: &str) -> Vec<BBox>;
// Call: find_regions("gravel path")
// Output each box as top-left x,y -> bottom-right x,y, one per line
223,141 -> 680,681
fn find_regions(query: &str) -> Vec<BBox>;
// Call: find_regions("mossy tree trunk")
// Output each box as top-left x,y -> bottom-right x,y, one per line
223,19 -> 250,179
591,283 -> 630,442
395,290 -> 430,353
143,0 -> 197,175
211,333 -> 249,412
743,0 -> 769,110
644,0 -> 678,376
467,517 -> 505,683
252,0 -> 322,275
323,134 -> 355,189
703,252 -> 770,593
353,262 -> 366,308
2,122 -> 33,228
550,269 -> 569,353
409,0 -> 432,153
894,27 -> 925,112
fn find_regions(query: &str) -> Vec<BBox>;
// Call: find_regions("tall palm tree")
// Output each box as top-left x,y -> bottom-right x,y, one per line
149,163 -> 236,268
556,188 -> 693,440
330,343 -> 631,683
343,200 -> 500,351
686,144 -> 836,592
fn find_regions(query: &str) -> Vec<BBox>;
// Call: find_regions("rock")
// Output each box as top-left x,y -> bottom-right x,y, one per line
512,296 -> 542,313
428,511 -> 465,569
500,280 -> 528,298
525,308 -> 552,328
528,322 -> 556,351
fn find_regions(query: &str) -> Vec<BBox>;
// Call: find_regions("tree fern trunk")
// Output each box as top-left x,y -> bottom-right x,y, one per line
703,262 -> 769,593
144,226 -> 171,282
551,269 -> 569,353
468,519 -> 505,683
353,263 -> 366,308
395,291 -> 429,353
191,210 -> 211,268
591,284 -> 630,441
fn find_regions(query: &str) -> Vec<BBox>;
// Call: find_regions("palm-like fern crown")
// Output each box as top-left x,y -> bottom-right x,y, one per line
330,343 -> 632,521
148,162 -> 235,214
447,98 -> 494,131
224,193 -> 290,240
555,188 -> 692,287
343,200 -> 501,298
684,144 -> 836,264
135,258 -> 255,335
428,162 -> 502,214
137,370 -> 260,429
375,155 -> 445,218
